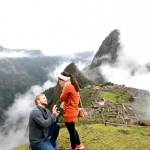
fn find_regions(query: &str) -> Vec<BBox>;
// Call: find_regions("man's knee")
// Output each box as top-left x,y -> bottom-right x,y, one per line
56,123 -> 61,129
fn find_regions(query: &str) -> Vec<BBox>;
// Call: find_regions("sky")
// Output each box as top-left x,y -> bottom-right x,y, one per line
0,0 -> 150,60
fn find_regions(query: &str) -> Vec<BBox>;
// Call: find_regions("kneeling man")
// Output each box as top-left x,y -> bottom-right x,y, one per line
29,94 -> 62,150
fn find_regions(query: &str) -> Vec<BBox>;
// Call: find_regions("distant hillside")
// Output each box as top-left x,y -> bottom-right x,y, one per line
0,45 -> 43,56
0,47 -> 94,123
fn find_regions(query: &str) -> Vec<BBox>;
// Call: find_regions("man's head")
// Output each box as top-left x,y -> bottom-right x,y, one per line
35,94 -> 48,107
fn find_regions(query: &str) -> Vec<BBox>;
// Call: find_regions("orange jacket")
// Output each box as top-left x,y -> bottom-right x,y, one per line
60,83 -> 79,122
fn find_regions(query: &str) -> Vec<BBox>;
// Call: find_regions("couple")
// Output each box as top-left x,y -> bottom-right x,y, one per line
29,71 -> 84,150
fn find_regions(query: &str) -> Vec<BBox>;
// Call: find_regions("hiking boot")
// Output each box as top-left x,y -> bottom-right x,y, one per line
64,147 -> 77,150
55,144 -> 63,150
76,143 -> 84,149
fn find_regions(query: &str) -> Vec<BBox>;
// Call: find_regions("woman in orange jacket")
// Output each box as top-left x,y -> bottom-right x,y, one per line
58,71 -> 84,150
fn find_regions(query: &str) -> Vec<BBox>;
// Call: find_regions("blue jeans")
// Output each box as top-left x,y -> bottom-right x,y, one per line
30,123 -> 61,150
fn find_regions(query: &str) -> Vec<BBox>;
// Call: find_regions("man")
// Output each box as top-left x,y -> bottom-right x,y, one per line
29,94 -> 63,150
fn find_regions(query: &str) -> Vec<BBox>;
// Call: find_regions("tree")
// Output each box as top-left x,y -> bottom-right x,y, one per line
115,95 -> 120,103
128,96 -> 134,103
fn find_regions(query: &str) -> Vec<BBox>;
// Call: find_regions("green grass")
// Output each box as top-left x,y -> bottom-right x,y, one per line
12,123 -> 150,150
101,91 -> 129,105
11,143 -> 28,150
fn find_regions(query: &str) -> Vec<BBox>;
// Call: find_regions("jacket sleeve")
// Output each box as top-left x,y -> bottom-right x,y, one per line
31,110 -> 56,128
60,84 -> 70,102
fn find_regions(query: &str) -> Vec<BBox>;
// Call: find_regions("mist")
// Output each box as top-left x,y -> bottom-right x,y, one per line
0,51 -> 35,59
99,49 -> 150,91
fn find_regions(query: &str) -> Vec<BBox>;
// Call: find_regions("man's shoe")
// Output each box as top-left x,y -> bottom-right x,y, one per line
76,143 -> 84,149
55,144 -> 63,150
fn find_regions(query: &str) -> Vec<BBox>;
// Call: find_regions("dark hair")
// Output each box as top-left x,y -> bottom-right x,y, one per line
61,71 -> 79,92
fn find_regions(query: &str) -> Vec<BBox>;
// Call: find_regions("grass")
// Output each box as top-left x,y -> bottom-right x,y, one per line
11,143 -> 28,150
11,123 -> 150,150
101,91 -> 129,105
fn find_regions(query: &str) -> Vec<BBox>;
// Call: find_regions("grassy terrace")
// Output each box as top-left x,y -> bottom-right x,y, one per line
101,91 -> 129,105
12,124 -> 150,150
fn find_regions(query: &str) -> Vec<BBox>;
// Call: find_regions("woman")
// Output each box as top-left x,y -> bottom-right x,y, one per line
58,71 -> 84,150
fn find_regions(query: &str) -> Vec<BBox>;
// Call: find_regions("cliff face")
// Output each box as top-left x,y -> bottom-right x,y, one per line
82,29 -> 120,82
90,29 -> 120,68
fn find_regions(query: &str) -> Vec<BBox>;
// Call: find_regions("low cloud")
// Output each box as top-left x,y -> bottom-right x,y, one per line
48,61 -> 72,81
48,59 -> 90,80
99,51 -> 150,91
0,51 -> 32,59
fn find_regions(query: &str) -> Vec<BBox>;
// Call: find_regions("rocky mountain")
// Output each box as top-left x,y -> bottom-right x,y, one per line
90,29 -> 120,67
82,29 -> 120,82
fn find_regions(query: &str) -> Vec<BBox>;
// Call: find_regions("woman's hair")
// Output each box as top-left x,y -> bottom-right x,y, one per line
61,71 -> 79,92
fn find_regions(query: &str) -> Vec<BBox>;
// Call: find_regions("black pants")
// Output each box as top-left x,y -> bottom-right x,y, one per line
65,122 -> 81,149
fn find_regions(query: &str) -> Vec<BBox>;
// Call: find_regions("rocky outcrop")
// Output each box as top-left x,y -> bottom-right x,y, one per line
82,29 -> 120,82
90,29 -> 120,68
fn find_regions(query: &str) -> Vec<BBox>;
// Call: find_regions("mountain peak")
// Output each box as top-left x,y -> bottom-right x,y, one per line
90,29 -> 120,68
82,29 -> 120,82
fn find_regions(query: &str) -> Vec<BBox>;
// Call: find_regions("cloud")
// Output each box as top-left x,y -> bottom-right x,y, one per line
99,51 -> 150,91
48,61 -> 72,81
0,51 -> 33,59
48,58 -> 91,80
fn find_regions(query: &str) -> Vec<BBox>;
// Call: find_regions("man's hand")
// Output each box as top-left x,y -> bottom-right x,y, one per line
52,105 -> 60,117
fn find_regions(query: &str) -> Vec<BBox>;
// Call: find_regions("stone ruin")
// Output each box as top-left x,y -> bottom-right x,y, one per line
88,97 -> 138,124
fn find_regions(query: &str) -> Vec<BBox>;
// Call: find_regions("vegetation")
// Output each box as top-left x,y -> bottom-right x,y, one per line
100,82 -> 114,87
11,124 -> 150,150
101,91 -> 128,105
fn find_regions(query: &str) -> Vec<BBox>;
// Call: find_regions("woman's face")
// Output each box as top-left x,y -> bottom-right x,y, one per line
58,79 -> 66,88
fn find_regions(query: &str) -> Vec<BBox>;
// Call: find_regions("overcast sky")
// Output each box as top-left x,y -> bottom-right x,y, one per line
0,0 -> 150,62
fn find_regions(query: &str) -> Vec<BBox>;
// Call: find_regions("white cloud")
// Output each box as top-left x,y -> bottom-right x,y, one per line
99,51 -> 150,91
0,51 -> 32,59
48,61 -> 72,81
